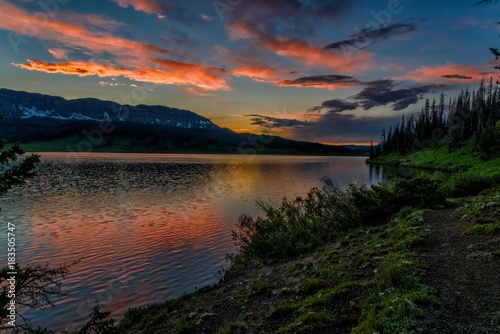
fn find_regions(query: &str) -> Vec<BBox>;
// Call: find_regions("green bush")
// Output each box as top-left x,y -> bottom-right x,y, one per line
348,175 -> 444,225
231,175 -> 445,264
216,321 -> 246,334
446,171 -> 492,197
478,121 -> 500,158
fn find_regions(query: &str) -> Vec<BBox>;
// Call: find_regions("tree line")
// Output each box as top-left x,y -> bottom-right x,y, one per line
370,78 -> 500,160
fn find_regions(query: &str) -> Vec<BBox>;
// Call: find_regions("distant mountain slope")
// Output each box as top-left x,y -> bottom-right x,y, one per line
0,88 -> 216,129
0,88 -> 356,155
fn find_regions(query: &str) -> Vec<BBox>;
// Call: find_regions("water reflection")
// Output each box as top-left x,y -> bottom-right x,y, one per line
0,153 -> 385,331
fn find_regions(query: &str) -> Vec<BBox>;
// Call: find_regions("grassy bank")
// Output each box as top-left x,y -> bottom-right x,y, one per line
368,140 -> 499,174
111,170 -> 500,334
116,208 -> 434,334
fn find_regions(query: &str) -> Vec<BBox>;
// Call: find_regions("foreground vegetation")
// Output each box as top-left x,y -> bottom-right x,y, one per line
2,102 -> 497,334
109,147 -> 497,333
13,139 -> 495,333
117,206 -> 435,334
370,78 -> 500,162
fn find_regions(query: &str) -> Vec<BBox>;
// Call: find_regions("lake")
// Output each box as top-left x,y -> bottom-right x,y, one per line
0,152 -> 388,332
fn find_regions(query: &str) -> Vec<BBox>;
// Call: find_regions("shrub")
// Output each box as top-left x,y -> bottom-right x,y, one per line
231,189 -> 339,263
446,171 -> 492,197
231,175 -> 445,264
390,175 -> 444,208
216,321 -> 246,334
348,175 -> 444,226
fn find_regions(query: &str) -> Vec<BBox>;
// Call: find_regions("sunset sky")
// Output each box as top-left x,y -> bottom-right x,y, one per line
0,0 -> 499,144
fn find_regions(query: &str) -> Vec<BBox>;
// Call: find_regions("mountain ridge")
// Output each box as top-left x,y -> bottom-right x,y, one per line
0,88 -> 358,155
0,88 -> 216,129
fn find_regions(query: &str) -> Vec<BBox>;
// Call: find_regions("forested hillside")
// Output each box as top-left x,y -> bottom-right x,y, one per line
371,78 -> 500,160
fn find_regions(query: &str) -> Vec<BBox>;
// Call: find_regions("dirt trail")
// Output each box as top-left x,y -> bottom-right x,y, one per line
417,208 -> 500,334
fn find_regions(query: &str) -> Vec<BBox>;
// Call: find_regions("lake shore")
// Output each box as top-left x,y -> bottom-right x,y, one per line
18,148 -> 498,333
109,148 -> 499,333
366,141 -> 499,173
116,197 -> 499,333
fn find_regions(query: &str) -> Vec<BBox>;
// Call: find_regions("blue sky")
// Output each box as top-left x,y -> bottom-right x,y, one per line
0,0 -> 499,144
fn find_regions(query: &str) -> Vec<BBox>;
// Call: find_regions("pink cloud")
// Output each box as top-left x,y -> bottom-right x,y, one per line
47,48 -> 69,60
0,2 -> 165,64
261,36 -> 373,73
226,20 -> 373,74
277,79 -> 358,90
215,46 -> 292,83
400,63 -> 491,83
109,0 -> 164,14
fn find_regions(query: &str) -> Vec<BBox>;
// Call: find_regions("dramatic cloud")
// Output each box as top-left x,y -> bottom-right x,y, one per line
215,46 -> 291,83
324,21 -> 417,51
278,75 -> 399,92
308,99 -> 359,113
441,74 -> 473,80
264,37 -> 373,73
110,0 -> 165,15
15,59 -> 230,91
293,110 -> 391,144
401,63 -> 488,83
1,2 -> 229,92
245,114 -> 311,129
152,59 -> 229,90
0,2 -> 166,62
227,0 -> 353,34
231,62 -> 290,83
351,80 -> 443,111
227,20 -> 373,73
278,75 -> 362,89
225,1 -> 373,74
306,78 -> 444,115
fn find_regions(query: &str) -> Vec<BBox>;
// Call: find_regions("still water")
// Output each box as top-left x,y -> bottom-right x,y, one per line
0,152 -> 387,331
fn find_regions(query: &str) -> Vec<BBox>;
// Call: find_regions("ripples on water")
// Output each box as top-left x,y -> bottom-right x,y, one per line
0,153 -> 383,331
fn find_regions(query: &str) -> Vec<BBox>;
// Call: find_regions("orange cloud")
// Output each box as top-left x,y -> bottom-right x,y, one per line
110,0 -> 165,14
262,36 -> 373,74
232,65 -> 283,83
277,79 -> 357,90
15,59 -> 129,77
214,45 -> 292,84
400,63 -> 490,83
276,74 -> 363,90
151,59 -> 230,91
15,59 -> 230,92
226,20 -> 373,74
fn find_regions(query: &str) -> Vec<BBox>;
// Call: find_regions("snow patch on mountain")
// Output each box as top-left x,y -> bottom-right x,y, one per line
18,104 -> 104,122
14,104 -> 215,129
